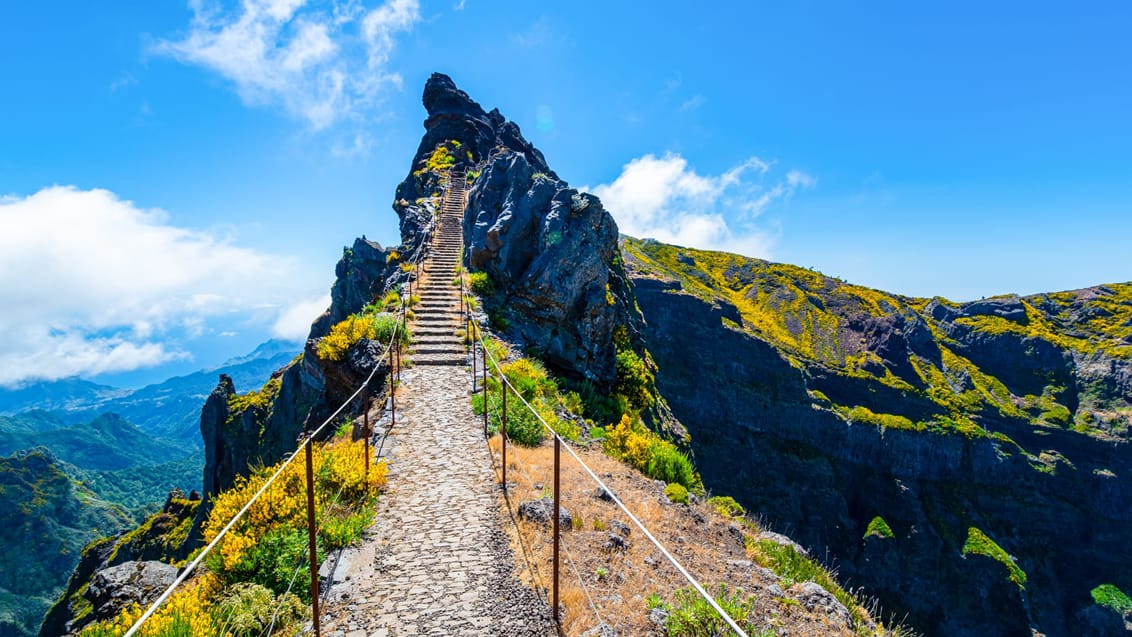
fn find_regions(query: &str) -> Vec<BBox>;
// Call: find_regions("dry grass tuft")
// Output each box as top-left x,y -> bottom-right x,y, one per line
487,435 -> 888,636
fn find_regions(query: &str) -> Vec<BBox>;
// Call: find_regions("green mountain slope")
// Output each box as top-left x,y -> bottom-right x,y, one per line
0,412 -> 203,637
623,236 -> 1132,636
624,237 -> 1131,443
0,340 -> 299,445
0,412 -> 190,471
0,449 -> 134,637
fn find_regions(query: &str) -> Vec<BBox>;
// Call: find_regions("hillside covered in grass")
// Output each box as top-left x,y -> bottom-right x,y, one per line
623,236 -> 1132,636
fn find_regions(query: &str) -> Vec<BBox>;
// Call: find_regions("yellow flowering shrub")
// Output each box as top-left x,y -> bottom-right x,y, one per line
316,313 -> 408,362
603,415 -> 700,490
86,436 -> 386,635
79,575 -> 221,637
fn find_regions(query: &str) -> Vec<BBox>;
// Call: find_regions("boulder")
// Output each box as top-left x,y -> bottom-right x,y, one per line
517,497 -> 572,528
86,561 -> 177,624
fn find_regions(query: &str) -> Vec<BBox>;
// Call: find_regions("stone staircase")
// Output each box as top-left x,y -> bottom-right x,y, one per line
410,171 -> 468,367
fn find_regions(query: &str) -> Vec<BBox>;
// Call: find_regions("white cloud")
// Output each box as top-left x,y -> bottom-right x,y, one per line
0,186 -> 313,386
155,0 -> 420,129
679,94 -> 705,112
512,16 -> 553,49
272,295 -> 331,341
588,153 -> 815,258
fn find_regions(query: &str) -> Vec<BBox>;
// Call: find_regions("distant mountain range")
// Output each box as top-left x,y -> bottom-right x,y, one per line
0,339 -> 300,445
0,339 -> 299,637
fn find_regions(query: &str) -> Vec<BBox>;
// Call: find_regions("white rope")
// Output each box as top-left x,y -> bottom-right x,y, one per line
470,313 -> 749,637
125,245 -> 420,637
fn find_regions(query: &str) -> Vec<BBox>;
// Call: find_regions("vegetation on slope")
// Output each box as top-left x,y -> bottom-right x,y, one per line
622,237 -> 1132,443
79,432 -> 386,636
0,449 -> 134,637
465,323 -> 901,635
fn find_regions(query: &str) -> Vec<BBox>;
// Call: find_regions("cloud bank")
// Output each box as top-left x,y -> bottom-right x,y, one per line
156,0 -> 420,129
589,153 -> 814,258
0,186 -> 316,386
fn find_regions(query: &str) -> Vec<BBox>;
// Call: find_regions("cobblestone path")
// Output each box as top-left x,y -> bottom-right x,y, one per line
319,171 -> 552,636
321,365 -> 551,637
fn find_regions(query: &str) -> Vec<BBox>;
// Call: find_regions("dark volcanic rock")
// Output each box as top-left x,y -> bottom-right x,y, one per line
518,497 -> 572,528
626,250 -> 1132,637
392,73 -> 647,391
86,561 -> 177,625
40,493 -> 198,636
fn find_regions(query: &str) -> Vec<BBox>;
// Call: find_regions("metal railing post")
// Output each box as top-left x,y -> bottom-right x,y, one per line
481,345 -> 488,438
553,435 -> 561,626
304,436 -> 321,637
501,381 -> 507,490
389,346 -> 397,431
472,340 -> 477,391
363,383 -> 370,484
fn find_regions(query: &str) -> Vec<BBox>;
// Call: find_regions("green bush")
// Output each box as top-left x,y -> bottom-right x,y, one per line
614,349 -> 656,412
663,584 -> 762,637
213,583 -> 306,637
665,483 -> 689,504
208,526 -> 324,602
707,496 -> 745,519
1091,584 -> 1132,615
603,415 -> 700,490
472,388 -> 544,447
317,312 -> 409,362
962,526 -> 1026,589
864,515 -> 892,540
469,271 -> 494,296
865,515 -> 895,539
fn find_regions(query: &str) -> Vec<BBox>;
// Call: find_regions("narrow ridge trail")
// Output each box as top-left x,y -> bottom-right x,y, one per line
320,173 -> 553,637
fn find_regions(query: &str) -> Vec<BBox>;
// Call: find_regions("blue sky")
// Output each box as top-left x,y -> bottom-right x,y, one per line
2,1 -> 1130,387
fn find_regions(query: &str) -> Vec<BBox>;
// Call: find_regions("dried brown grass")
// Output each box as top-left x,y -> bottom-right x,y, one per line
487,435 -> 873,637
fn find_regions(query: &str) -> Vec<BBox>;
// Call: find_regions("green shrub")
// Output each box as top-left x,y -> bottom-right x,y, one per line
665,483 -> 689,504
1091,584 -> 1132,615
707,496 -> 745,519
664,583 -> 761,637
603,415 -> 700,490
864,515 -> 895,539
473,389 -> 544,447
208,526 -> 323,602
614,349 -> 656,412
213,582 -> 306,637
962,527 -> 1026,589
469,271 -> 494,296
316,313 -> 409,362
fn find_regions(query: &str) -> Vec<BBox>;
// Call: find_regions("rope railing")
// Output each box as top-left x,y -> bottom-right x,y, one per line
459,281 -> 750,637
122,231 -> 430,637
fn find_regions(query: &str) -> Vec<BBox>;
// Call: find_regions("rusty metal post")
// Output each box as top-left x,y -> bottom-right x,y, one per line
304,436 -> 321,636
501,381 -> 507,490
389,344 -> 397,431
363,383 -> 370,483
482,345 -> 488,438
471,340 -> 477,391
553,435 -> 560,625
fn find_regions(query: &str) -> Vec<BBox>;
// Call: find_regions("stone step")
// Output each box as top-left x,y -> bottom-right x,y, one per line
413,347 -> 466,356
411,357 -> 467,367
414,338 -> 463,346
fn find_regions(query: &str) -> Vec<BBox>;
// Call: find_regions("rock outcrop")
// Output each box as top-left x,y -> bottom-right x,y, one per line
393,73 -> 646,390
40,491 -> 198,636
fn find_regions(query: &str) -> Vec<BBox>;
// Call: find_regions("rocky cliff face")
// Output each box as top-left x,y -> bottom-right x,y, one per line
624,237 -> 1132,637
396,73 -> 646,390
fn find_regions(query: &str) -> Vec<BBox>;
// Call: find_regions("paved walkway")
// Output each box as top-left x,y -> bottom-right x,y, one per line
320,169 -> 552,636
321,365 -> 552,636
